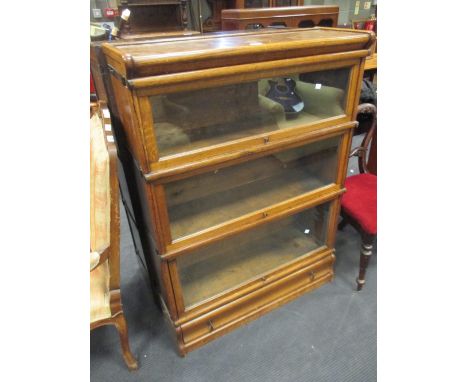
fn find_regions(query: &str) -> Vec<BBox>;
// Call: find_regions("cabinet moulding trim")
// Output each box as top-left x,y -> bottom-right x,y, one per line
144,120 -> 357,183
161,184 -> 345,261
130,52 -> 367,95
174,248 -> 335,326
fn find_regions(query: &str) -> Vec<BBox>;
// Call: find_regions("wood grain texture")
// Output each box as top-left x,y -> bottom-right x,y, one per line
177,205 -> 331,307
163,184 -> 344,260
102,28 -> 372,353
165,138 -> 339,240
179,251 -> 335,354
129,54 -> 367,93
102,28 -> 375,78
365,53 -> 377,70
173,246 -> 332,324
146,120 -> 356,183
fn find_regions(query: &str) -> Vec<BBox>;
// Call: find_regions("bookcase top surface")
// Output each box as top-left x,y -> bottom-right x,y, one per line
102,28 -> 375,79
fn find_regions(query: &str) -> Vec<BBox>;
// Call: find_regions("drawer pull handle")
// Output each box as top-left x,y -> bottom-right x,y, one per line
264,136 -> 270,144
262,212 -> 268,218
207,320 -> 215,332
309,271 -> 316,281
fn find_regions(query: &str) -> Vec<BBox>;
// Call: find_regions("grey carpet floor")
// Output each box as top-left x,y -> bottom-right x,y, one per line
91,136 -> 377,382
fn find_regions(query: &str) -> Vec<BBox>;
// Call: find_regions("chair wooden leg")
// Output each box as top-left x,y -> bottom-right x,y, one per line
356,234 -> 374,291
114,313 -> 138,371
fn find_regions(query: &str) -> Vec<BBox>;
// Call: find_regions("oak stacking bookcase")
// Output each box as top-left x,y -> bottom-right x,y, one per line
101,27 -> 375,355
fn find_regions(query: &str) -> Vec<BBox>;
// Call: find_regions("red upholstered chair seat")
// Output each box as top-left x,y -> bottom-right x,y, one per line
341,173 -> 377,235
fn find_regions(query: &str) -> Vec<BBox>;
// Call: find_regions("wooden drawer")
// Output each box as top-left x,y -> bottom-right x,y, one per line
178,250 -> 335,353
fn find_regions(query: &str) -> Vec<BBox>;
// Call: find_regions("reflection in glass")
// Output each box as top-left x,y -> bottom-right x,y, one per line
166,136 -> 340,239
178,202 -> 330,307
150,68 -> 349,157
245,0 -> 269,8
275,0 -> 295,6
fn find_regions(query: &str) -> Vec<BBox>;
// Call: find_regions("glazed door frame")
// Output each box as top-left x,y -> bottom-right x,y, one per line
129,52 -> 367,174
159,126 -> 353,318
155,125 -> 352,256
142,120 -> 355,320
166,193 -> 343,319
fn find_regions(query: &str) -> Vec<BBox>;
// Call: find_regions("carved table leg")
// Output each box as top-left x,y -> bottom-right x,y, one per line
114,313 -> 138,371
356,233 -> 375,291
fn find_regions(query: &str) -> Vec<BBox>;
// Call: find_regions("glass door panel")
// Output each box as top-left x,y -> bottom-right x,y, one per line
177,202 -> 330,308
165,135 -> 340,240
150,67 -> 350,158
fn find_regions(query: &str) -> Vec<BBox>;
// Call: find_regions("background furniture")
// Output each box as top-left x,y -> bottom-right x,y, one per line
90,102 -> 138,370
339,103 -> 377,290
352,15 -> 377,82
235,0 -> 303,7
102,27 -> 375,354
352,18 -> 376,32
203,0 -> 230,32
117,0 -> 191,38
203,0 -> 304,31
221,5 -> 338,30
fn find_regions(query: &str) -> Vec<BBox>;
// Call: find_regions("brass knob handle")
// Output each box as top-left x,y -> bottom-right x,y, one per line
262,212 -> 268,218
309,271 -> 316,281
264,136 -> 270,144
207,319 -> 215,332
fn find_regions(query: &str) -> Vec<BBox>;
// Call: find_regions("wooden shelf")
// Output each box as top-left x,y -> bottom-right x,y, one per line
167,141 -> 338,239
179,213 -> 326,307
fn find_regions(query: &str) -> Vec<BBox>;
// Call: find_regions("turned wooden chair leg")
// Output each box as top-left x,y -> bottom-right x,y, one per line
114,313 -> 138,371
356,234 -> 374,291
